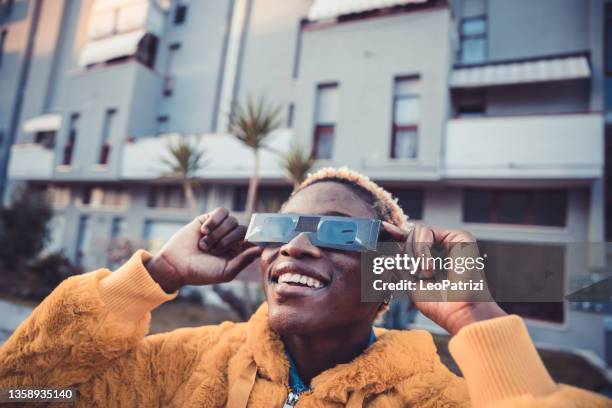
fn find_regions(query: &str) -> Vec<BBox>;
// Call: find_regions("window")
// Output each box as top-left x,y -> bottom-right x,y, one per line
75,215 -> 92,267
454,89 -> 485,117
62,113 -> 79,166
110,217 -> 126,240
174,4 -> 188,25
391,76 -> 420,159
98,108 -> 116,165
0,30 -> 6,68
34,130 -> 56,149
163,43 -> 181,96
47,186 -> 71,208
232,186 -> 248,212
80,187 -> 129,208
385,187 -> 424,220
287,103 -> 294,127
463,189 -> 567,227
459,16 -> 487,64
147,186 -> 187,209
135,33 -> 158,69
313,84 -> 338,159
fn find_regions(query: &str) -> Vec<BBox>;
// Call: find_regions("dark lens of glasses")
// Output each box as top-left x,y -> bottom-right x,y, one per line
317,220 -> 357,245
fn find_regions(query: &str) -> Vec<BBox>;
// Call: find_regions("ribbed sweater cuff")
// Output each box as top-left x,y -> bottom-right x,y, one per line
99,250 -> 178,321
449,315 -> 556,407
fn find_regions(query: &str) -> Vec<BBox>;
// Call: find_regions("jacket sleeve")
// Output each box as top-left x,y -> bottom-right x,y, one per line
0,250 -> 221,406
449,315 -> 611,408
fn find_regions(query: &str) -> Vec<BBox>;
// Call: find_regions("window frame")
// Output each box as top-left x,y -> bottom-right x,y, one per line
62,113 -> 80,166
462,188 -> 567,227
390,76 -> 420,159
458,15 -> 488,65
312,83 -> 338,159
174,4 -> 188,25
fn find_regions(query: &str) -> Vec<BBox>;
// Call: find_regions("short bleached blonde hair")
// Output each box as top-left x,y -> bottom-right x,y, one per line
290,166 -> 410,229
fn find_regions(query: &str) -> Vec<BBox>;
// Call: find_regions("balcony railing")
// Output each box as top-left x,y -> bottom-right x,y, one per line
121,130 -> 292,181
445,112 -> 603,180
8,144 -> 55,180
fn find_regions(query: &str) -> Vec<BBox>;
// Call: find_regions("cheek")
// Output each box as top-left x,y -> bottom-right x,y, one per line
328,252 -> 362,291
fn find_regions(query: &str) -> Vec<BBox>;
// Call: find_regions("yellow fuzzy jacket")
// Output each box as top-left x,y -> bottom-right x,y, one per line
0,251 -> 609,407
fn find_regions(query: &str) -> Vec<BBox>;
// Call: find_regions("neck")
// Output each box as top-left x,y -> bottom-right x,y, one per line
281,321 -> 373,385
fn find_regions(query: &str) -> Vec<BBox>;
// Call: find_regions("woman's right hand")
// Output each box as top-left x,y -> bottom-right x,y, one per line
145,207 -> 263,293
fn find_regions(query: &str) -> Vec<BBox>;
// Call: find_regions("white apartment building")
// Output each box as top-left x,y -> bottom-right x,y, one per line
1,0 -> 610,363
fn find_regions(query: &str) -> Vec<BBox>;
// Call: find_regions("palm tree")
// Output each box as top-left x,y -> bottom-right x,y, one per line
281,143 -> 315,190
160,134 -> 207,215
228,95 -> 282,217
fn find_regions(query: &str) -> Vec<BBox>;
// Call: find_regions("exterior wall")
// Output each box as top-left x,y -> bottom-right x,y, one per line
0,0 -> 34,144
55,61 -> 161,181
156,0 -> 233,134
294,7 -> 452,181
487,0 -> 589,61
17,0 -> 66,140
236,0 -> 312,122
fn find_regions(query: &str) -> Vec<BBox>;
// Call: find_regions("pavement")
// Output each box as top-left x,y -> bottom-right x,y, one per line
0,300 -> 33,344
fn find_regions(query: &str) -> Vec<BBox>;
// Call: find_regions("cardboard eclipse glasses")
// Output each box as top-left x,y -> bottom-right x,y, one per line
245,213 -> 382,252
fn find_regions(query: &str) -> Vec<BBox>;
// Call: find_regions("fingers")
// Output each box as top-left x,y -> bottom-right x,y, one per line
224,246 -> 264,279
199,207 -> 229,235
200,216 -> 238,250
382,221 -> 410,242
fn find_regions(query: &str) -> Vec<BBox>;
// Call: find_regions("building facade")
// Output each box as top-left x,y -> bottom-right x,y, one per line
1,0 -> 611,363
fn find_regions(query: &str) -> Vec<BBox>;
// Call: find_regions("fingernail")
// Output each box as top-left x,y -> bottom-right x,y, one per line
199,238 -> 208,250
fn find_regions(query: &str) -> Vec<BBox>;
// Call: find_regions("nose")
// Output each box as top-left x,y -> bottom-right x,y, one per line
280,233 -> 322,259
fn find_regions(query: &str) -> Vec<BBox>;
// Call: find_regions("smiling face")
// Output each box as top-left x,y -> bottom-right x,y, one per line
260,181 -> 382,335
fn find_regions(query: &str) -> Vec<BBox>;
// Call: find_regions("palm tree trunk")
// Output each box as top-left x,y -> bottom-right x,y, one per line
183,180 -> 198,215
245,148 -> 260,218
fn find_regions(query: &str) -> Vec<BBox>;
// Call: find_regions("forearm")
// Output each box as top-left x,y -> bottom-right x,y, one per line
0,251 -> 176,388
449,315 -> 610,407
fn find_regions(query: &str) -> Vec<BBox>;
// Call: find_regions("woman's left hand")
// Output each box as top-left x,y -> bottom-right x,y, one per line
382,222 -> 507,335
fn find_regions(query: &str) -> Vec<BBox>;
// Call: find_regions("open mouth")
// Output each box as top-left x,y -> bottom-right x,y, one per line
273,273 -> 324,288
269,262 -> 330,292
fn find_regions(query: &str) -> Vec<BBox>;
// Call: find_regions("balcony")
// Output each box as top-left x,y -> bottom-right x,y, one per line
8,144 -> 55,180
121,129 -> 292,181
445,113 -> 603,180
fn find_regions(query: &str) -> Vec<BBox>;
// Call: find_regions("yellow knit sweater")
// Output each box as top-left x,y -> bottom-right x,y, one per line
0,251 -> 609,407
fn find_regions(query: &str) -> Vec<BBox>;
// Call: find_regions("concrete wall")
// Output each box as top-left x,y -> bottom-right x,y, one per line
236,0 -> 312,123
156,0 -> 232,134
0,0 -> 33,142
56,61 -> 161,181
294,7 -> 452,180
488,0 -> 589,61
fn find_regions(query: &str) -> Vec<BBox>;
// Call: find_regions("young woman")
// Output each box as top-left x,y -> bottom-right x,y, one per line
0,167 -> 608,407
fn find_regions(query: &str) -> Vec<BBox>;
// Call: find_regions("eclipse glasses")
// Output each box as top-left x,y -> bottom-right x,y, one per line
245,213 -> 382,252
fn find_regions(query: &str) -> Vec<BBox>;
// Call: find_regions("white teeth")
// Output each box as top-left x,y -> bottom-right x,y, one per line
277,273 -> 323,288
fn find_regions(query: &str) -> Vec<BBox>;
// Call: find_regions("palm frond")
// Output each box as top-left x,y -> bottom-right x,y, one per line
228,95 -> 283,150
159,135 -> 207,179
281,143 -> 316,188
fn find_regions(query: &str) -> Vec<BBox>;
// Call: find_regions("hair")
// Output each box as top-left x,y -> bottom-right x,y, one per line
287,166 -> 410,229
284,166 -> 413,318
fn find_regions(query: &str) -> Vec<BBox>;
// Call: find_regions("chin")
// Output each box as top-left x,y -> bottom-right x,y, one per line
267,303 -> 321,335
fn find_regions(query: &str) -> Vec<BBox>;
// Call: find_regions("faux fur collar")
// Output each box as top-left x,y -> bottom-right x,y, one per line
246,303 -> 441,403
